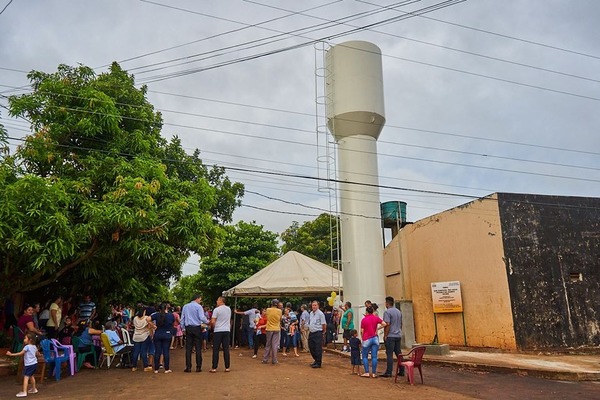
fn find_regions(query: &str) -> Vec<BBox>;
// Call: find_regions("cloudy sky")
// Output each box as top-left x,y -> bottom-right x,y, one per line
1,1 -> 599,275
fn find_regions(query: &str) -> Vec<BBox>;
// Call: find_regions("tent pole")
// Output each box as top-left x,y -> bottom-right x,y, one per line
233,297 -> 238,349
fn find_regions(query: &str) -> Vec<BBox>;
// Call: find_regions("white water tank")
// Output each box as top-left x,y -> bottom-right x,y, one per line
326,41 -> 385,140
325,41 -> 386,326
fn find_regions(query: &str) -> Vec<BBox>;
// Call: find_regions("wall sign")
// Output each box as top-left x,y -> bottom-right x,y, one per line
431,281 -> 463,313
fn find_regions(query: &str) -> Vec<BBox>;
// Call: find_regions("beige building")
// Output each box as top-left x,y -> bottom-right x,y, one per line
383,193 -> 600,351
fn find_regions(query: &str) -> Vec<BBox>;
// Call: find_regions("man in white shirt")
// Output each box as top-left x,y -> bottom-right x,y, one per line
210,296 -> 232,373
235,303 -> 258,349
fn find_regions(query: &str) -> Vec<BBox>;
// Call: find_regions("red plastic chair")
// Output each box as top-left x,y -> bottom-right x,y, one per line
395,345 -> 426,384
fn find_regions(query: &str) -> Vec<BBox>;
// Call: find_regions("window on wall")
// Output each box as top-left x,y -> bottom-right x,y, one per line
570,272 -> 583,282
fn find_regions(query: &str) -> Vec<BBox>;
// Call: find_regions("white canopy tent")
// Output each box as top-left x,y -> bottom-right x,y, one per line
223,251 -> 342,298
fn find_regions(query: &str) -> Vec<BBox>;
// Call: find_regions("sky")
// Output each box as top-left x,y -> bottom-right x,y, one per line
1,0 -> 599,276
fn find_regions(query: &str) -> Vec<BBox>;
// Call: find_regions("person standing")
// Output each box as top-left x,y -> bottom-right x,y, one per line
360,305 -> 386,378
210,296 -> 231,372
299,304 -> 310,352
131,307 -> 153,372
45,295 -> 63,338
38,302 -> 50,330
307,300 -> 327,368
6,332 -> 39,397
180,294 -> 209,373
381,296 -> 402,378
151,303 -> 175,374
234,303 -> 257,349
77,294 -> 96,325
171,306 -> 183,350
252,309 -> 267,358
261,299 -> 282,365
340,301 -> 354,352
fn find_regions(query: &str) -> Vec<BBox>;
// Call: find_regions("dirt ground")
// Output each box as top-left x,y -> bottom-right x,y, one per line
0,346 -> 475,400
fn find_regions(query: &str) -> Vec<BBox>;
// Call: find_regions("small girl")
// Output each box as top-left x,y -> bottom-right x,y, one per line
349,329 -> 361,375
6,332 -> 40,397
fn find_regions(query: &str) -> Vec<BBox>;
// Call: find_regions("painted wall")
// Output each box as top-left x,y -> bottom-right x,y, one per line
384,194 -> 518,349
498,193 -> 600,350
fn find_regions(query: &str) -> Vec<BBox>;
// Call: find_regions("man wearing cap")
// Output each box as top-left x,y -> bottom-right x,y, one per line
262,299 -> 282,365
308,300 -> 327,368
180,294 -> 209,373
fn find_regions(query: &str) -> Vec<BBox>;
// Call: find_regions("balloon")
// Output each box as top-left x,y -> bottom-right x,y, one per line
328,292 -> 337,306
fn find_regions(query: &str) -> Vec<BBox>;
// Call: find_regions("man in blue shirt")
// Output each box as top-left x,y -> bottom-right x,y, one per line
381,296 -> 402,378
308,300 -> 327,368
181,294 -> 209,373
104,321 -> 133,367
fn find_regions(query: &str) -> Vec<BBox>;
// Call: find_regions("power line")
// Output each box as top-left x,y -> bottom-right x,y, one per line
3,133 -> 599,219
251,0 -> 600,84
122,0 -> 344,71
356,0 -> 600,60
3,91 -> 598,185
129,0 -> 419,75
0,0 -> 13,16
132,1 -> 466,83
145,89 -> 599,157
0,133 -> 484,199
3,85 -> 599,161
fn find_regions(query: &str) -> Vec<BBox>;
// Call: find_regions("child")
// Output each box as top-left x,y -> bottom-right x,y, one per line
288,312 -> 299,357
349,329 -> 361,375
6,332 -> 40,397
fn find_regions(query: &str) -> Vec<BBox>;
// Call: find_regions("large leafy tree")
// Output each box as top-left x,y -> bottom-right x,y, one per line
196,221 -> 279,305
1,63 -> 244,302
281,213 -> 340,266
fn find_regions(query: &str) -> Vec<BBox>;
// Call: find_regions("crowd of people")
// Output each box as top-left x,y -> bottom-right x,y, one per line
4,293 -> 404,397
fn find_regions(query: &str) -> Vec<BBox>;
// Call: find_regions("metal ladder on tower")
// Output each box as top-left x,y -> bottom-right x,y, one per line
314,41 -> 342,291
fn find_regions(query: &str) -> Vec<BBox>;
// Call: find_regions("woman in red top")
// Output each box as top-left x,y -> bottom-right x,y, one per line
252,309 -> 267,358
360,305 -> 386,378
17,305 -> 44,338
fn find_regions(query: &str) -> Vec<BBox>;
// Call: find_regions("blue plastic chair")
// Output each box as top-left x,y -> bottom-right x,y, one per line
40,339 -> 70,381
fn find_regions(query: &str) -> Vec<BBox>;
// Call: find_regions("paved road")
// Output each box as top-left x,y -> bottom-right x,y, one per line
1,348 -> 598,399
422,364 -> 600,399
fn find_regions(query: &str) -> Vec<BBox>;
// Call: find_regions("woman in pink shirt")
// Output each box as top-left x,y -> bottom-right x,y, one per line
360,305 -> 387,378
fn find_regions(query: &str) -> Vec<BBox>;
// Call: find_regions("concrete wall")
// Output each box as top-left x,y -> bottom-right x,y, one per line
498,193 -> 600,350
384,195 -> 518,349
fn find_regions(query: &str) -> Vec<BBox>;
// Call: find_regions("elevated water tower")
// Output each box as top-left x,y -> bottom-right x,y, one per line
325,41 -> 386,314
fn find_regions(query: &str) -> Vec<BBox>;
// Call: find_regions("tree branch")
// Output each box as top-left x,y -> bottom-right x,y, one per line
20,238 -> 100,292
139,221 -> 168,234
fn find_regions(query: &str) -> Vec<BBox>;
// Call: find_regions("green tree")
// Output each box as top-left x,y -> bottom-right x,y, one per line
281,213 -> 340,266
197,221 -> 279,304
170,274 -> 203,307
1,63 -> 243,301
0,114 -> 7,157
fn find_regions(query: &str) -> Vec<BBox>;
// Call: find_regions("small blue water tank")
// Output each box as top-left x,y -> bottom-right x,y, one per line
381,201 -> 407,228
